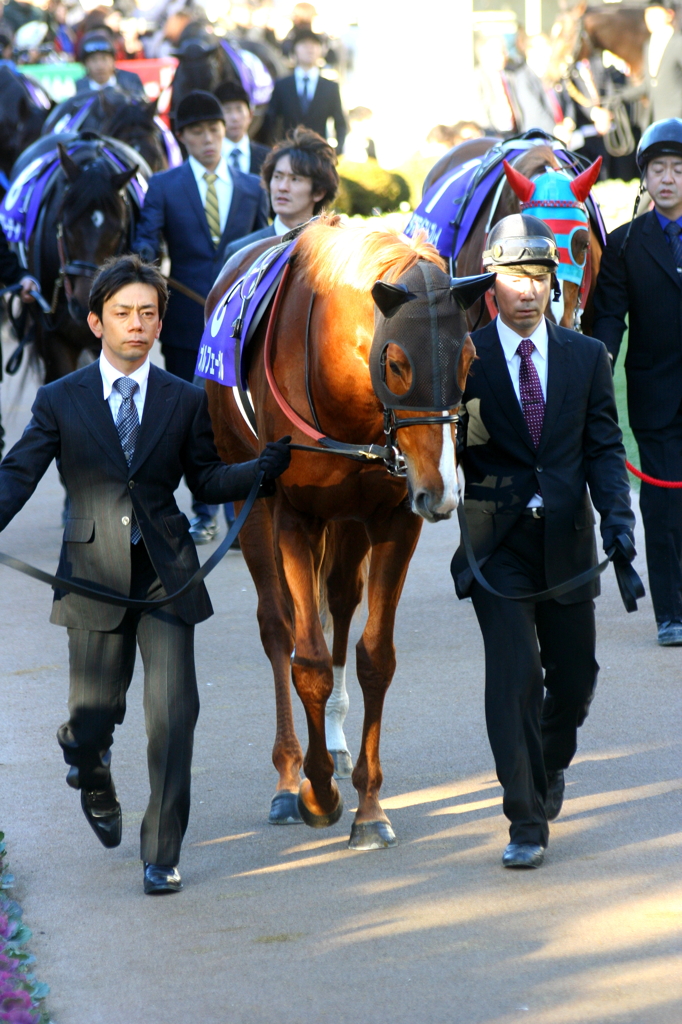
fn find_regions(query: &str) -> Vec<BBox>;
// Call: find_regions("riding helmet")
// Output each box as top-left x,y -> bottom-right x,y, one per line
636,118 -> 682,171
79,32 -> 116,61
175,91 -> 226,130
483,214 -> 560,274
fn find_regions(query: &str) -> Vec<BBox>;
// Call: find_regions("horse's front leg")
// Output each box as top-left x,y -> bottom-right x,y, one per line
275,498 -> 342,828
350,503 -> 422,850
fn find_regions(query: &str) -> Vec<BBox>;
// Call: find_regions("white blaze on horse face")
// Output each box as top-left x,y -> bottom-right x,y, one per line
325,665 -> 350,754
438,420 -> 458,513
91,210 -> 104,228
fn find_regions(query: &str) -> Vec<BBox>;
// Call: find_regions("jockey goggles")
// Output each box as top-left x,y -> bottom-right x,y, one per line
81,37 -> 115,58
482,236 -> 559,273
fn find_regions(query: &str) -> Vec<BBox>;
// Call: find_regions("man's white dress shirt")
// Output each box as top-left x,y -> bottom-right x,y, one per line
222,134 -> 251,174
496,314 -> 548,508
272,215 -> 289,235
295,65 -> 319,105
88,75 -> 117,91
100,351 -> 150,424
188,155 -> 233,234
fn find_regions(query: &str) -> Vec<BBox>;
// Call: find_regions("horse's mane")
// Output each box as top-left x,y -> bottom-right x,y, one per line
59,157 -> 127,220
512,144 -> 561,178
295,216 -> 446,296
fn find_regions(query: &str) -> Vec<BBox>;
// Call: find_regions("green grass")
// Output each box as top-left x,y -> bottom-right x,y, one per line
612,331 -> 640,489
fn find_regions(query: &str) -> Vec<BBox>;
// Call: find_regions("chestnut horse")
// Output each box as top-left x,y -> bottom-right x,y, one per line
204,219 -> 479,849
423,139 -> 603,335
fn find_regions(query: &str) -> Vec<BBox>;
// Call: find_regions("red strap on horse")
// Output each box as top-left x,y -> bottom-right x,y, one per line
626,461 -> 682,489
263,262 -> 326,443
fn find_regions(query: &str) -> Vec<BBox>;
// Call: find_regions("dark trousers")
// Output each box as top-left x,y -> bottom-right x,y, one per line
57,542 -> 199,865
633,403 -> 682,624
471,517 -> 598,847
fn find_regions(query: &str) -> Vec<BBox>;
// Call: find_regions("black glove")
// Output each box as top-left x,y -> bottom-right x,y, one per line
605,530 -> 645,613
258,435 -> 292,480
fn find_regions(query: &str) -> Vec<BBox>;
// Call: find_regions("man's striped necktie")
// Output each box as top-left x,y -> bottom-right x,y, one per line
203,171 -> 221,247
114,376 -> 141,544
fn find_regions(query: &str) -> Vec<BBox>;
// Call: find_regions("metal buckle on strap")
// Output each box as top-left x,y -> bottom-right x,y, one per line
531,507 -> 544,519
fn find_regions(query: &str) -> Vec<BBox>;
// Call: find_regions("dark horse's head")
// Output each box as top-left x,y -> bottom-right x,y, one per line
170,30 -> 240,120
56,144 -> 137,323
99,93 -> 167,173
0,67 -> 49,190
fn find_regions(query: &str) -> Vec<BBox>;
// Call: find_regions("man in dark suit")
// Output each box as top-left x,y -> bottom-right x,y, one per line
593,118 -> 682,645
214,81 -> 270,176
75,32 -> 145,98
133,90 -> 269,542
221,127 -> 338,263
0,255 -> 290,894
452,215 -> 636,869
264,29 -> 346,154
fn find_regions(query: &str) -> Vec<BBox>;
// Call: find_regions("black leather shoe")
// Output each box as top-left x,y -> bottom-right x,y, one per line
81,782 -> 122,849
189,515 -> 218,545
657,620 -> 682,646
502,843 -> 545,869
143,863 -> 182,895
545,769 -> 565,821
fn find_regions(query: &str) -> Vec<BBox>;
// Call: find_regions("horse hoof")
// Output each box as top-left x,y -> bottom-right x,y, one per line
296,783 -> 344,829
268,791 -> 303,825
348,820 -> 397,851
331,749 -> 353,779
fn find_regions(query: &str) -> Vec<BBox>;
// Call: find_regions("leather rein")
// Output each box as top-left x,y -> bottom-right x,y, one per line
261,261 -> 458,478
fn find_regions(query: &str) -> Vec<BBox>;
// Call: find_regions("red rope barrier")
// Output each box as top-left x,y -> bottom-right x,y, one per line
626,460 -> 682,489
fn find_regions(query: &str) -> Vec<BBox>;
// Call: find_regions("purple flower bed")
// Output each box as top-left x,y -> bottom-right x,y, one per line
0,834 -> 51,1024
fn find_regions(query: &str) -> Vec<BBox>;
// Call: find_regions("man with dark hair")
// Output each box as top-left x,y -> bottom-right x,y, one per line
214,80 -> 270,176
222,127 -> 338,261
264,28 -> 346,153
133,90 -> 269,544
453,215 -> 637,870
75,32 -> 145,98
0,254 -> 291,894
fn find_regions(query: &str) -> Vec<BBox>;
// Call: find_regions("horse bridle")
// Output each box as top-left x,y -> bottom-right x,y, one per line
262,262 -> 460,478
53,191 -> 129,311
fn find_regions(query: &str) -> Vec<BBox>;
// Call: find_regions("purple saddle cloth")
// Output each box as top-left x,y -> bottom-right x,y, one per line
405,136 -> 607,261
195,238 -> 296,388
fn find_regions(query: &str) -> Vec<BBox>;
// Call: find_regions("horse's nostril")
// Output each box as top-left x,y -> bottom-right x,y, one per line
414,491 -> 431,517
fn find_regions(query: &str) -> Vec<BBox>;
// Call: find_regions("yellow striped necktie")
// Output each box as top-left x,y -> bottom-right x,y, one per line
203,171 -> 221,247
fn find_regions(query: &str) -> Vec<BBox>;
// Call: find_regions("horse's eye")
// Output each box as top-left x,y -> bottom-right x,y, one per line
389,360 -> 404,377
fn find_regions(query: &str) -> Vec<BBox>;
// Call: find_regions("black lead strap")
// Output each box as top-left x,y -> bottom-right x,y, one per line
0,472 -> 264,612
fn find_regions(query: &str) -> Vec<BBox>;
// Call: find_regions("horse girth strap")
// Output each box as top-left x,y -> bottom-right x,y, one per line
456,501 -> 610,602
0,473 -> 263,610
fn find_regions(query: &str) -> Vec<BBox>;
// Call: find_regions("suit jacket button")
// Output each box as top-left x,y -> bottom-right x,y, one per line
128,480 -> 135,489
122,515 -> 130,526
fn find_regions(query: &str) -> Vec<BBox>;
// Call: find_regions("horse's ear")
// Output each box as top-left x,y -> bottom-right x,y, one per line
450,272 -> 497,310
371,280 -> 417,318
144,96 -> 159,118
503,159 -> 535,202
111,165 -> 139,192
570,156 -> 602,202
57,143 -> 82,184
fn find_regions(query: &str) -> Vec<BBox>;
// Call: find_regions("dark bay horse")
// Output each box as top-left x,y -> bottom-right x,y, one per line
204,219 -> 482,849
0,66 -> 51,197
422,138 -> 603,334
13,136 -> 142,381
549,3 -> 649,81
42,90 -> 170,173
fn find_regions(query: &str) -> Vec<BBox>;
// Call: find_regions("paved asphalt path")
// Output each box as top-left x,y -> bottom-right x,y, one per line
0,342 -> 680,1024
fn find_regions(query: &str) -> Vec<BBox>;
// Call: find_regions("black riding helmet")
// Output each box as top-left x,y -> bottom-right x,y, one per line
636,118 -> 682,171
79,32 -> 116,61
483,214 -> 560,272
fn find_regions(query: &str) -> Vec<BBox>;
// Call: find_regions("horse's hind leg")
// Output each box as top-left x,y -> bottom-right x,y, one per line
324,521 -> 371,778
275,498 -> 342,828
349,504 -> 422,851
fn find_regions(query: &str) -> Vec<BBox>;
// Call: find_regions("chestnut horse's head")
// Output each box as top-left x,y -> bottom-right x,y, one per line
370,262 -> 492,522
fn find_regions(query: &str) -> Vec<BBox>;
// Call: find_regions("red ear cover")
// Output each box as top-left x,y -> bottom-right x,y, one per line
570,157 -> 602,202
503,159 -> 535,202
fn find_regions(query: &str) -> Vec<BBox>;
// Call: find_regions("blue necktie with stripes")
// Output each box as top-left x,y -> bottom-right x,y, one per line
114,376 -> 141,544
665,221 -> 682,268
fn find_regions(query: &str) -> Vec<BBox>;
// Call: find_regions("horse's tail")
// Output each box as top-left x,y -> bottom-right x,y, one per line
318,522 -> 370,636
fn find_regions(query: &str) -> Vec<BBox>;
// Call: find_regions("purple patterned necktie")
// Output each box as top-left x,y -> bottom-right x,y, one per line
516,338 -> 545,448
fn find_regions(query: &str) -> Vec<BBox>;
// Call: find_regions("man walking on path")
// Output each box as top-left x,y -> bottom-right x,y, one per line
593,118 -> 682,645
452,215 -> 637,870
0,255 -> 290,894
133,90 -> 268,543
264,28 -> 346,154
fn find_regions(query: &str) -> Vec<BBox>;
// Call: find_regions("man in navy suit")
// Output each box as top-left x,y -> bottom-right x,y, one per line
214,81 -> 270,176
264,29 -> 346,154
75,32 -> 145,98
133,90 -> 269,540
